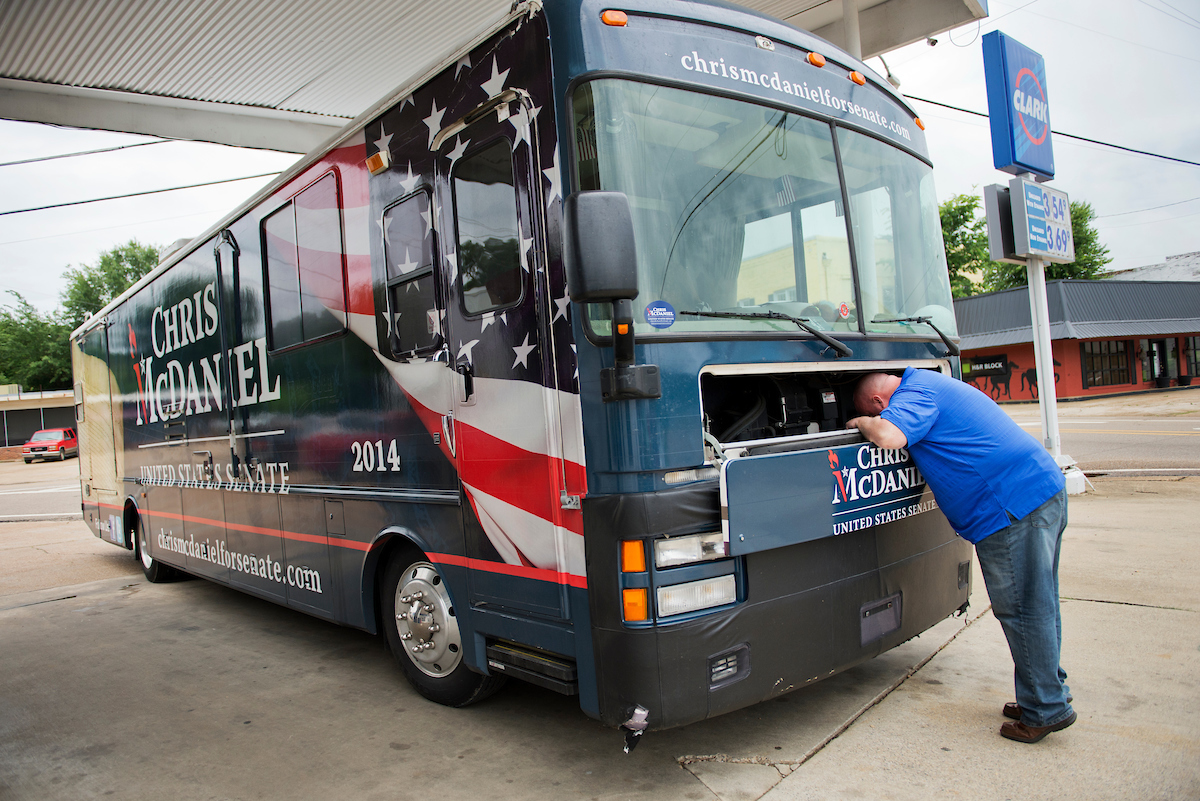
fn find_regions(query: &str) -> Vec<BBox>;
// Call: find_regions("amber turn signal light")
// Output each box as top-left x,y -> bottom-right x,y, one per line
621,540 -> 646,573
849,71 -> 866,86
807,52 -> 826,68
601,9 -> 628,26
366,151 -> 389,175
623,588 -> 649,621
915,117 -> 926,131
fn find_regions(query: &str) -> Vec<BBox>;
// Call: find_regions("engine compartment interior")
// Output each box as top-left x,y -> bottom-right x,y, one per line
700,367 -> 911,447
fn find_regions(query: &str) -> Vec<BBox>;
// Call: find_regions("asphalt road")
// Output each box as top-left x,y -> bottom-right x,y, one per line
0,457 -> 83,522
1002,388 -> 1200,475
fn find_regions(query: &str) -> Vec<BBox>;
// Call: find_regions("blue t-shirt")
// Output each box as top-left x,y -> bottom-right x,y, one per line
881,367 -> 1064,543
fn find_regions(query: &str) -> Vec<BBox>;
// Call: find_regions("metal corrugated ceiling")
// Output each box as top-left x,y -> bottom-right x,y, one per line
955,280 -> 1200,350
0,0 -> 987,151
0,0 -> 512,119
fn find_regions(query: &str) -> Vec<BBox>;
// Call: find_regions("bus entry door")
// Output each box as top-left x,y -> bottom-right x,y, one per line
439,93 -> 572,620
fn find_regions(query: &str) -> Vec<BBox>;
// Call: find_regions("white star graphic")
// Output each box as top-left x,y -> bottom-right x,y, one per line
479,311 -> 508,332
454,55 -> 471,79
398,161 -> 419,195
397,94 -> 414,112
446,135 -> 471,166
396,247 -> 419,275
570,343 -> 578,380
423,100 -> 445,149
511,333 -> 537,370
519,234 -> 534,272
552,293 -> 570,323
373,124 -> 393,155
480,56 -> 510,98
444,251 -> 458,282
419,204 -> 432,234
458,339 -> 480,365
842,467 -> 850,480
542,147 -> 562,203
509,104 -> 541,148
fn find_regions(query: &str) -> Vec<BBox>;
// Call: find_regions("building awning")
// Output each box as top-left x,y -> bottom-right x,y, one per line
954,280 -> 1200,351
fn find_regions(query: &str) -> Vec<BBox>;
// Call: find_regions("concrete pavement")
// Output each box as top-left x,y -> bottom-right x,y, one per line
0,478 -> 1196,799
755,476 -> 1200,801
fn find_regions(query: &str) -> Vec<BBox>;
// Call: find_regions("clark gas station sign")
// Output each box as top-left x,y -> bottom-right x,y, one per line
983,31 -> 1055,181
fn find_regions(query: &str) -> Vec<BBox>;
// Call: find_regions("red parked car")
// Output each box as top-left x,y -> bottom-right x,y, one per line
22,428 -> 78,463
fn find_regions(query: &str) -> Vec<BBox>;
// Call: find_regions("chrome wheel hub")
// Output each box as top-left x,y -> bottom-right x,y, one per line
394,562 -> 461,677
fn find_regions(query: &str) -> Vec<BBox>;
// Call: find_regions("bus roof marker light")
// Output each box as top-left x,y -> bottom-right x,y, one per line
849,71 -> 866,86
366,151 -> 389,175
601,10 -> 627,26
915,117 -> 926,131
807,52 -> 826,68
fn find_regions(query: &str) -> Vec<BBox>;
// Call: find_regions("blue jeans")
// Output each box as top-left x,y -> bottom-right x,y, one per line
974,487 -> 1073,728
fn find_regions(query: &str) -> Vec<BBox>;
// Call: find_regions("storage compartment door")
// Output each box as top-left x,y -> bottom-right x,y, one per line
721,439 -> 937,556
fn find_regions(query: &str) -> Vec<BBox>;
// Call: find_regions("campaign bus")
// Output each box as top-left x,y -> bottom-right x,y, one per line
73,0 -> 972,730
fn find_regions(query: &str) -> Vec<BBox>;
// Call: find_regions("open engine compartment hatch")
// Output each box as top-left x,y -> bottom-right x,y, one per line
702,361 -> 948,556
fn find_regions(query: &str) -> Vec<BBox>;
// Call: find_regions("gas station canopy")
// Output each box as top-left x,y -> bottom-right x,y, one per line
0,0 -> 987,153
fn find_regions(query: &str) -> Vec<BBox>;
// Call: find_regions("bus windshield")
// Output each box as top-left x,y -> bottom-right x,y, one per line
572,79 -> 956,339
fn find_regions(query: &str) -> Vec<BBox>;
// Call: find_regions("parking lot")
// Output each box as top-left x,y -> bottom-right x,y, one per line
1,396 -> 1198,800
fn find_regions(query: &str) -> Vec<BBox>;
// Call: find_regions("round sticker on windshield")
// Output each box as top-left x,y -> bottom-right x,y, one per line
838,302 -> 851,320
644,300 -> 676,329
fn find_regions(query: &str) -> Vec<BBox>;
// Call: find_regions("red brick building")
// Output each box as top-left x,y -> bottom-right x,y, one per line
954,280 -> 1200,402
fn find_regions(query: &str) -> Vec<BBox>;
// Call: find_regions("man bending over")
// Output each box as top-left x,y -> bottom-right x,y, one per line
846,368 -> 1075,744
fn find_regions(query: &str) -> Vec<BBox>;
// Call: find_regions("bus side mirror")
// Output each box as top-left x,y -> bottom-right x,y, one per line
562,191 -> 659,402
563,191 -> 639,303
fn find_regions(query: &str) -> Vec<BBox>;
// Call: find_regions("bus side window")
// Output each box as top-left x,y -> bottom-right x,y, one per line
452,139 -> 522,316
262,173 -> 347,350
382,191 -> 441,356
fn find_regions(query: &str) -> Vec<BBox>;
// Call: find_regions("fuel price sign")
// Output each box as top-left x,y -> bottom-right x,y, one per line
1010,178 -> 1074,263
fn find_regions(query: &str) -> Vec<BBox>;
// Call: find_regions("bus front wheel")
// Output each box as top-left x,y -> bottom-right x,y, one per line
382,550 -> 505,707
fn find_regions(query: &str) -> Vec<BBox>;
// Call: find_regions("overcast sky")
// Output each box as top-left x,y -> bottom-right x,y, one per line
1,0 -> 1198,316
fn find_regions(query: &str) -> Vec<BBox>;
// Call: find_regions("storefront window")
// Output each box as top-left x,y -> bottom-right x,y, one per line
1082,340 -> 1131,388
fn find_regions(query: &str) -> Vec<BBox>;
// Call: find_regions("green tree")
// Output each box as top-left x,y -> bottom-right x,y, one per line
0,292 -> 73,391
60,239 -> 160,329
980,200 -> 1112,292
938,193 -> 1001,298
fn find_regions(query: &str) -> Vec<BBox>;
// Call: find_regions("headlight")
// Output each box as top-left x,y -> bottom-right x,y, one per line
653,532 -> 726,568
657,575 -> 737,617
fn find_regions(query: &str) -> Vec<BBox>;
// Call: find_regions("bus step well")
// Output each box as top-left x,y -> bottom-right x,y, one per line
485,641 -> 578,696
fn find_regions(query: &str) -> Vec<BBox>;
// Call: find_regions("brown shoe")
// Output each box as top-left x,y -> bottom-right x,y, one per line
1003,694 -> 1072,720
1000,710 -> 1077,743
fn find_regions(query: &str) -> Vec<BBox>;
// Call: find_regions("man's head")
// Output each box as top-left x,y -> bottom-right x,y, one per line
854,373 -> 902,416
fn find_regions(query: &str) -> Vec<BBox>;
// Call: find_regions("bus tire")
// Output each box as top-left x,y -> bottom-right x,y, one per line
382,550 -> 505,707
134,514 -> 181,583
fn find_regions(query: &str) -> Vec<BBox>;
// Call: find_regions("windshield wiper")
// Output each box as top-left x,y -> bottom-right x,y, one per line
875,316 -> 960,356
680,309 -> 853,358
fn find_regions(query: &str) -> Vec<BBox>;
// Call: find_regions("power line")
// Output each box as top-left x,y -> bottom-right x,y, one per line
1095,196 -> 1200,219
0,139 -> 170,167
905,95 -> 1200,168
0,173 -> 282,217
1137,0 -> 1200,32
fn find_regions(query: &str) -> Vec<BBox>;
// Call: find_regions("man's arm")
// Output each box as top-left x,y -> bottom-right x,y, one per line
846,415 -> 908,450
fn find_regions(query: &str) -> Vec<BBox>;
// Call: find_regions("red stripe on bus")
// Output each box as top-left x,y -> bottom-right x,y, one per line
454,420 -> 585,536
427,551 -> 587,589
87,501 -> 585,588
141,507 -> 371,551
